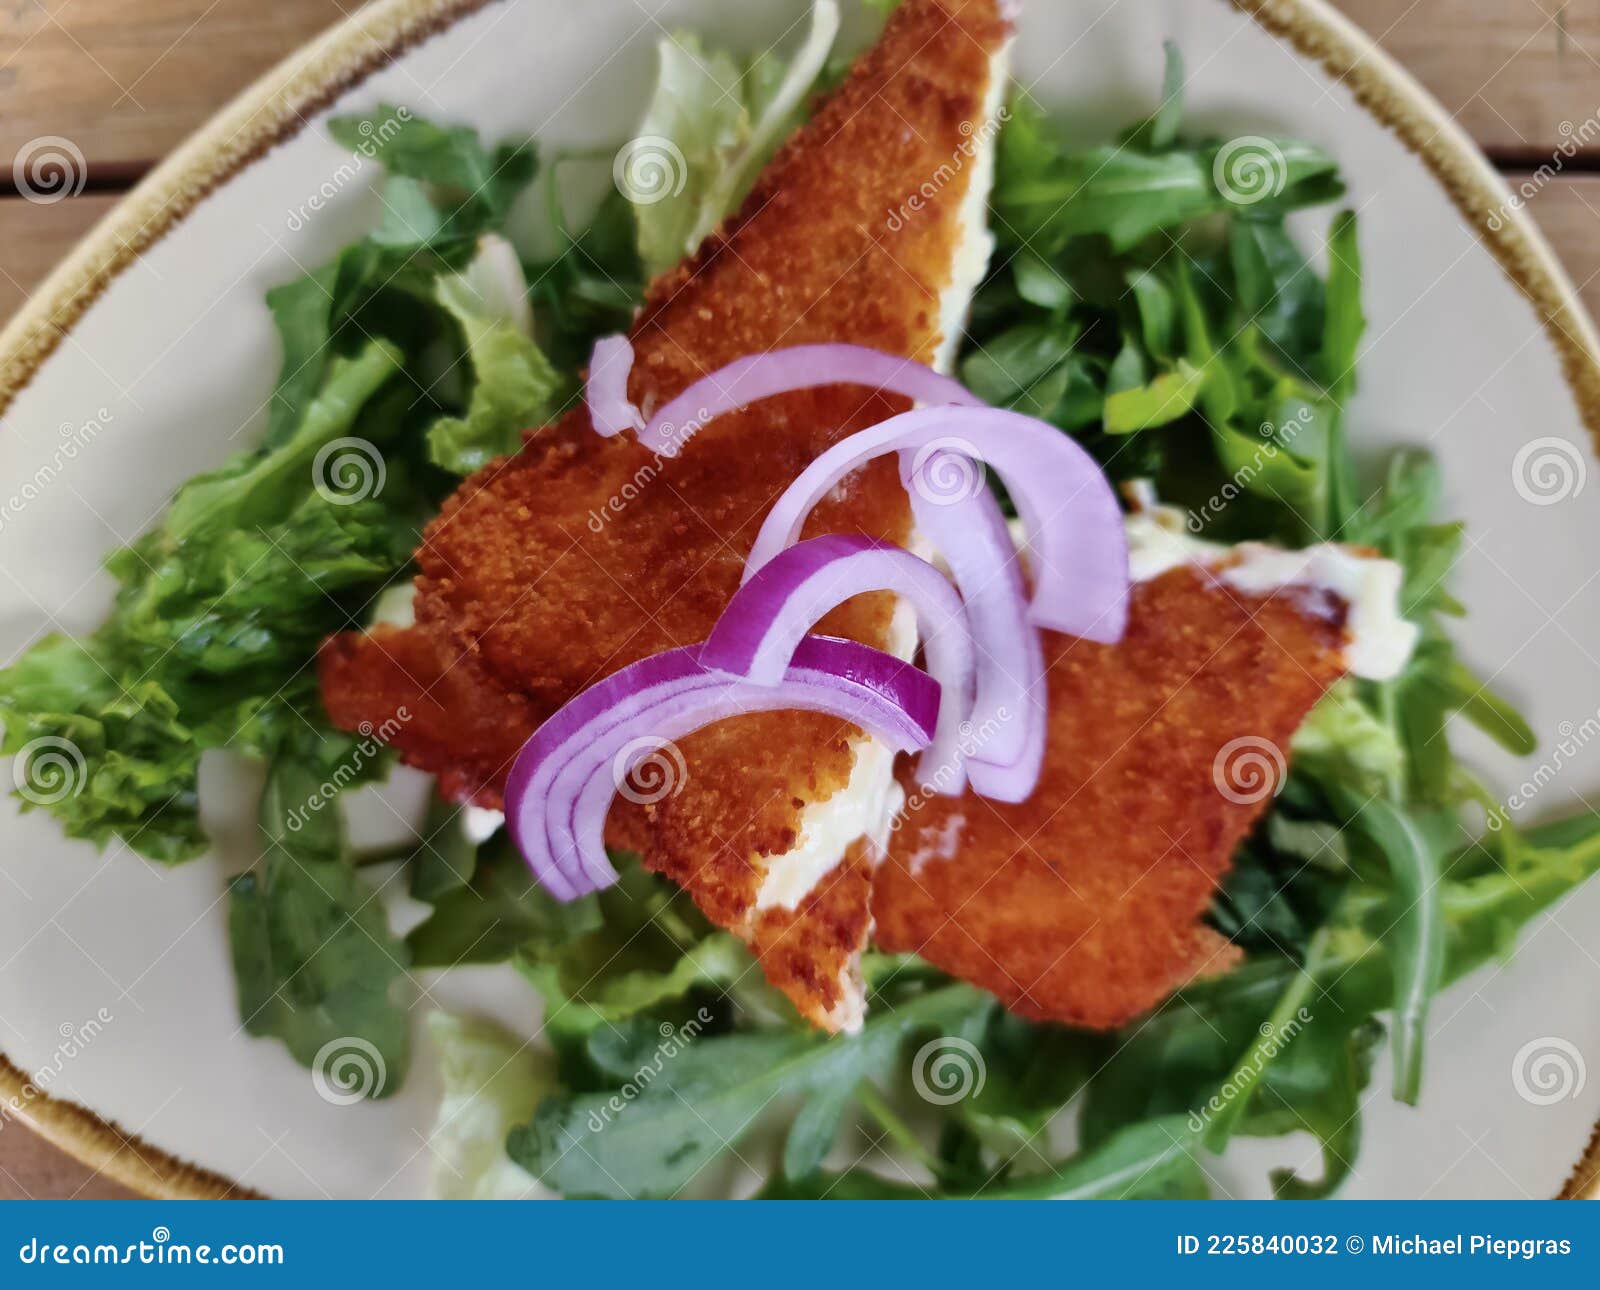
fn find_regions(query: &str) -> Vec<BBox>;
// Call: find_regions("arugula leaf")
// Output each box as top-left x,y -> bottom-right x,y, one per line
513,856 -> 749,1040
405,791 -> 482,903
528,188 -> 645,377
1229,216 -> 1324,376
1080,815 -> 1600,1195
954,1008 -> 1093,1159
961,321 -> 1083,417
997,138 -> 1216,253
775,1115 -> 1210,1199
1103,359 -> 1206,433
328,106 -> 535,246
406,832 -> 599,970
1122,41 -> 1185,154
407,845 -> 746,1052
1319,209 -> 1363,529
1324,789 -> 1446,1105
229,852 -> 411,1097
508,984 -> 987,1197
228,719 -> 411,1091
996,96 -> 1339,256
1321,209 -> 1364,405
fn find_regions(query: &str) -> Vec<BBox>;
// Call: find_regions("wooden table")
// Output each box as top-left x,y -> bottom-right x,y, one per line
0,0 -> 1596,1200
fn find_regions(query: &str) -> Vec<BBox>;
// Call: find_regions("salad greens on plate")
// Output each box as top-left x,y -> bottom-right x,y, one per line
0,11 -> 1592,1199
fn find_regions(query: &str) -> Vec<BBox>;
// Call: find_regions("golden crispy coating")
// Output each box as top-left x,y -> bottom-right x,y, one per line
318,0 -> 1014,1031
870,569 -> 1348,1030
319,625 -> 531,807
749,843 -> 878,1033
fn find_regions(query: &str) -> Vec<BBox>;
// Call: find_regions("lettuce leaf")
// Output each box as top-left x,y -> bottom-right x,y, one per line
426,1013 -> 555,1199
426,235 -> 562,473
0,342 -> 414,861
629,1 -> 840,276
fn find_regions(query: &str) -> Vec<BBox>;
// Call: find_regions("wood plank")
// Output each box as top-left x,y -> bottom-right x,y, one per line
2,2 -> 1596,171
0,1124 -> 132,1199
0,193 -> 118,324
1330,0 -> 1600,157
1521,172 -> 1600,323
0,0 -> 349,172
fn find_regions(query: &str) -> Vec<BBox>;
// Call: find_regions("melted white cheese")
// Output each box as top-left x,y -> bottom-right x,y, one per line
462,804 -> 506,845
753,598 -> 916,914
751,38 -> 1013,939
1122,502 -> 1419,682
932,37 -> 1012,374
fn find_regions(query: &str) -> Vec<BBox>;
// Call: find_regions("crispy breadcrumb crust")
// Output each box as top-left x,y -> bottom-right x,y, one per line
870,569 -> 1348,1030
319,0 -> 1013,1031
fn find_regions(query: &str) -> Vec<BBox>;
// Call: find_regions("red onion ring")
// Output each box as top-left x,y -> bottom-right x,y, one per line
583,338 -> 982,457
701,534 -> 976,791
507,637 -> 940,898
744,405 -> 1130,644
586,334 -> 645,437
902,455 -> 1044,800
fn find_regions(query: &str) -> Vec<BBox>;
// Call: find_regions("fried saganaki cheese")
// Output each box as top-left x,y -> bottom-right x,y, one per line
322,0 -> 1016,1031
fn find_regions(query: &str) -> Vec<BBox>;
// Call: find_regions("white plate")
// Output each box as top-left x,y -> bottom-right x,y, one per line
2,0 -> 1599,1199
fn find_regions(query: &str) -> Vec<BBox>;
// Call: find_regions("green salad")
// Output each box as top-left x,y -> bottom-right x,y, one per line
2,11 -> 1595,1200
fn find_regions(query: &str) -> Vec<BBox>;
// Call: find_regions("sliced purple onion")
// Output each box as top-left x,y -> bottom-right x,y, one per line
743,405 -> 1130,644
904,458 -> 1044,800
586,334 -> 645,437
701,534 -> 976,792
584,340 -> 982,458
965,619 -> 1047,804
506,637 -> 940,899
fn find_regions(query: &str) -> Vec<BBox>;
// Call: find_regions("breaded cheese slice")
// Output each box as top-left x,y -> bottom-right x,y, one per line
320,0 -> 1017,1032
871,506 -> 1417,1029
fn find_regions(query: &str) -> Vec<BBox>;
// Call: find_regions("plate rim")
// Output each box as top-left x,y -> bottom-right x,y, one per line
1,0 -> 1597,1200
